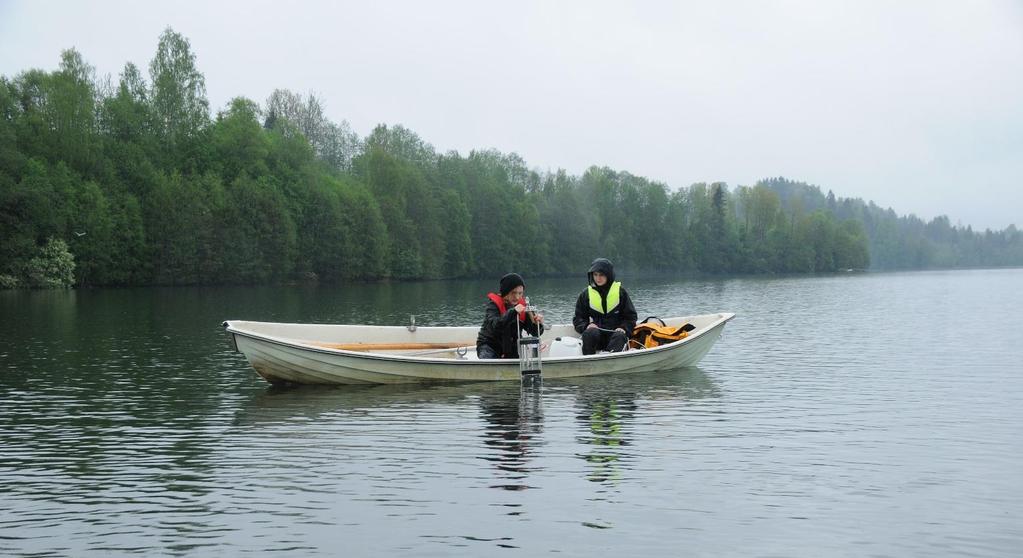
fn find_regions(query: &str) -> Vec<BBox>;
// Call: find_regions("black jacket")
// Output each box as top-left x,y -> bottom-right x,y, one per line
476,299 -> 543,358
572,258 -> 638,335
572,286 -> 638,335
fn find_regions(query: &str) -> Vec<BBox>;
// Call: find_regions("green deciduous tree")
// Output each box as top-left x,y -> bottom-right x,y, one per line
149,28 -> 209,170
25,237 -> 75,288
2,30 -> 1020,289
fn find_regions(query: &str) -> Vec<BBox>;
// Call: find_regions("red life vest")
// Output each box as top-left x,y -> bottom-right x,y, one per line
487,293 -> 525,322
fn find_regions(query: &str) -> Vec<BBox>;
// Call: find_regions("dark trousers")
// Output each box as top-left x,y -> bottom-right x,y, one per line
581,328 -> 628,355
477,344 -> 501,359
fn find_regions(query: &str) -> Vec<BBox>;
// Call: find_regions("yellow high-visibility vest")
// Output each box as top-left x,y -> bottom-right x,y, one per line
588,281 -> 621,314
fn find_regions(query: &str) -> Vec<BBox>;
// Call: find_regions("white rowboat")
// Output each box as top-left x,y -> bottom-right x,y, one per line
223,313 -> 735,385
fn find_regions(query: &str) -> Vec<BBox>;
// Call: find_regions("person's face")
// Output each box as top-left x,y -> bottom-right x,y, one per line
592,271 -> 608,286
505,286 -> 524,304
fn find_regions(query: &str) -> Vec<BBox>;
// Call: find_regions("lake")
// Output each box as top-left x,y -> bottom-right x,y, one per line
2,269 -> 1021,556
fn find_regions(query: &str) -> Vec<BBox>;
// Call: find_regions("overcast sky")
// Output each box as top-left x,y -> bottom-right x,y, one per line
2,1 -> 1021,230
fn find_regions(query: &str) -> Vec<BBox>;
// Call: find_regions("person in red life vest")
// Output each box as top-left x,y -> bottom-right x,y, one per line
476,273 -> 545,359
572,258 -> 638,355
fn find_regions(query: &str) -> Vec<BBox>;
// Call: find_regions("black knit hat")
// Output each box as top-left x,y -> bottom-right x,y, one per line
499,273 -> 525,296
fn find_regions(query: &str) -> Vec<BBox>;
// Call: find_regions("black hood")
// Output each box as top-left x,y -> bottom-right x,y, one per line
587,258 -> 615,289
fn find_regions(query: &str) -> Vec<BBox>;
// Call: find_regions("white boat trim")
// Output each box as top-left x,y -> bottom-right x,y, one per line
224,313 -> 734,385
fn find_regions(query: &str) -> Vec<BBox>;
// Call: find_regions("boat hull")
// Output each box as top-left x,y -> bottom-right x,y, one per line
225,313 -> 734,385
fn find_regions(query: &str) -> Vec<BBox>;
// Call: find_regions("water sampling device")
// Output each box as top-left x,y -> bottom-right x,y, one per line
518,299 -> 543,383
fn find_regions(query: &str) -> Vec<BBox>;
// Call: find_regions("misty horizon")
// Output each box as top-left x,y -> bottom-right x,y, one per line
2,1 -> 1021,230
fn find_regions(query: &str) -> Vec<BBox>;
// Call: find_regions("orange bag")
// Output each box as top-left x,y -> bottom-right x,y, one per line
630,317 -> 696,348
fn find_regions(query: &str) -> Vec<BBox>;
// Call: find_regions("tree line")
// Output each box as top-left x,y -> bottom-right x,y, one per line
1,29 -> 1019,288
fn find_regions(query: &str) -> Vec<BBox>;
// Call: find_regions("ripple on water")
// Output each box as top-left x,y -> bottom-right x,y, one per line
2,271 -> 1023,556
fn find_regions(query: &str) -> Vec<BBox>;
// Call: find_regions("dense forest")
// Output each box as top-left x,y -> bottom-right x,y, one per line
2,29 -> 1020,288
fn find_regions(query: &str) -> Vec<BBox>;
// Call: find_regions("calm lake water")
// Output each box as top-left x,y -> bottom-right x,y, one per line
2,269 -> 1022,557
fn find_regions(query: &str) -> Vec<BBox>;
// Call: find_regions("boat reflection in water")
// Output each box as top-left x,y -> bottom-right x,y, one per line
476,382 -> 545,492
576,389 -> 635,485
233,366 -> 720,492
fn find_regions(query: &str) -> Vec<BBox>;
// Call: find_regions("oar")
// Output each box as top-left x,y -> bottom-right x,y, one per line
310,341 -> 475,352
405,344 -> 475,357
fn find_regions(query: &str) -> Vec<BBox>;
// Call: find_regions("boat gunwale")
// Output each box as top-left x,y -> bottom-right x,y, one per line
224,313 -> 735,366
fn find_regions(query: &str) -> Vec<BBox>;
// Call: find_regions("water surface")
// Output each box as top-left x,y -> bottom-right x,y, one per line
2,269 -> 1021,556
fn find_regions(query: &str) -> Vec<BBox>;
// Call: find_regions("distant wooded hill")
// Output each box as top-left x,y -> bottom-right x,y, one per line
2,29 -> 1020,288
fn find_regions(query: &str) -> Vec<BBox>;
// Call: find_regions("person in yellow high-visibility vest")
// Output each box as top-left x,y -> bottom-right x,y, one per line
572,258 -> 638,355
